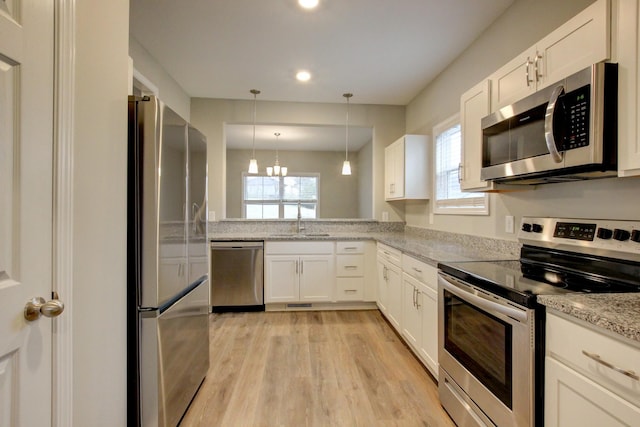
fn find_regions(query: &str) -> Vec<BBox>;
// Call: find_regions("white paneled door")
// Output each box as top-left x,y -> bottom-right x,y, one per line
0,1 -> 55,426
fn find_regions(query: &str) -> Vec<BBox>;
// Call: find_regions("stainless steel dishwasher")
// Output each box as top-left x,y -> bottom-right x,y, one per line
210,241 -> 264,312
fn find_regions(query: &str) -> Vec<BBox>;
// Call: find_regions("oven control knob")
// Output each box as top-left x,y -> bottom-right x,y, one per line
631,230 -> 640,243
613,229 -> 631,241
532,224 -> 543,233
522,223 -> 532,232
597,228 -> 613,240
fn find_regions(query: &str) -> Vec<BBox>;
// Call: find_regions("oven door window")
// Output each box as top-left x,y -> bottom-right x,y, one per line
444,289 -> 513,408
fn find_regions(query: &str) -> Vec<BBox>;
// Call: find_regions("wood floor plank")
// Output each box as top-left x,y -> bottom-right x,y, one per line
181,310 -> 455,427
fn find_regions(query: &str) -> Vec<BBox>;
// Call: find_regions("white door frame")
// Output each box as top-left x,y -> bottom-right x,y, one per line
53,0 -> 75,425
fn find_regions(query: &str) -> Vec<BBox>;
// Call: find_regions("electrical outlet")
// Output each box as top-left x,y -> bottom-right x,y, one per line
505,215 -> 515,234
209,211 -> 216,221
382,211 -> 389,221
429,213 -> 434,225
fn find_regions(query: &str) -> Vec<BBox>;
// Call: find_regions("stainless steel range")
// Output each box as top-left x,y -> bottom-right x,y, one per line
437,217 -> 640,427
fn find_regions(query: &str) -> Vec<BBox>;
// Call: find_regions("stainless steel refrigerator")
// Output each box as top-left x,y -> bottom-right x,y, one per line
127,96 -> 209,427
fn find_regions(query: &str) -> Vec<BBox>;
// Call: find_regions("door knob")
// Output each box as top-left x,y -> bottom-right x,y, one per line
24,292 -> 65,321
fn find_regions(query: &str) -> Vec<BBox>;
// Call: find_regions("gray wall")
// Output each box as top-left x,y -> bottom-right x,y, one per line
129,37 -> 191,120
226,149 -> 361,218
75,1 -> 129,424
358,141 -> 374,218
404,0 -> 640,240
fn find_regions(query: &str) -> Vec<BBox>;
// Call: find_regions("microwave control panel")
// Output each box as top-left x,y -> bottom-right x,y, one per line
562,85 -> 590,151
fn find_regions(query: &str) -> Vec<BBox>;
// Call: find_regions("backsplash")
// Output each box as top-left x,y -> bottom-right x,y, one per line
404,226 -> 521,257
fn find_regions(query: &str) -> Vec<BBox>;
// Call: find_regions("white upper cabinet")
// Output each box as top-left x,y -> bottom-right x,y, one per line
384,135 -> 430,201
613,0 -> 640,176
460,79 -> 494,191
490,0 -> 610,111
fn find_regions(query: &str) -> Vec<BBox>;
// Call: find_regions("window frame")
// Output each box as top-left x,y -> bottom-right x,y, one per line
241,172 -> 321,219
433,113 -> 488,215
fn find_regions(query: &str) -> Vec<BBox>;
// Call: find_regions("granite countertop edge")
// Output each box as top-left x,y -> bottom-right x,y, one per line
538,294 -> 640,344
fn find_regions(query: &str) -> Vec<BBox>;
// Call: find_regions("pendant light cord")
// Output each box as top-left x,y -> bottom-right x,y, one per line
343,93 -> 353,161
250,89 -> 260,158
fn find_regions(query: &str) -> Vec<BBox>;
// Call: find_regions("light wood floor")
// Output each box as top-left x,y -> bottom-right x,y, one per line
180,310 -> 456,427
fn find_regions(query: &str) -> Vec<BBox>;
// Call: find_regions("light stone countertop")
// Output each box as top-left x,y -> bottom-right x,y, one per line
538,293 -> 640,344
209,230 -> 518,267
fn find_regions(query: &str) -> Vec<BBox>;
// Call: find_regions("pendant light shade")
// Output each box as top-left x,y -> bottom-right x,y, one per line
342,93 -> 353,176
342,160 -> 351,175
248,89 -> 260,174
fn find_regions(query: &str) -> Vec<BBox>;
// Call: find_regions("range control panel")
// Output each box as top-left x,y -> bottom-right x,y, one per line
518,217 -> 640,261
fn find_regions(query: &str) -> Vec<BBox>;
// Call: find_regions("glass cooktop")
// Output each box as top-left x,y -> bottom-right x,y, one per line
438,250 -> 640,308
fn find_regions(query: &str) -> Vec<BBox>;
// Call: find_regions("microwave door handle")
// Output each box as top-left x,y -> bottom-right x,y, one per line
544,84 -> 565,163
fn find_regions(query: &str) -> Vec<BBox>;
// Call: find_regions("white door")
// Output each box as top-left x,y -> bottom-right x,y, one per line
0,1 -> 56,426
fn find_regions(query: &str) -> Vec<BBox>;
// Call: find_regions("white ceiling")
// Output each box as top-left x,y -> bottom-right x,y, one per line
225,123 -> 373,151
129,0 -> 514,106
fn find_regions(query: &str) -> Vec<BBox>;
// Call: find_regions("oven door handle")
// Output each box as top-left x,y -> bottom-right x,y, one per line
439,275 -> 528,323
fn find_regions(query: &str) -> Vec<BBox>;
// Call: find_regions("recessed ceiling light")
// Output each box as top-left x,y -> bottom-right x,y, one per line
296,70 -> 311,82
298,0 -> 319,10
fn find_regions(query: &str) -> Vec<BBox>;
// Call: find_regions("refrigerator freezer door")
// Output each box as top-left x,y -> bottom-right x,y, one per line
139,280 -> 209,427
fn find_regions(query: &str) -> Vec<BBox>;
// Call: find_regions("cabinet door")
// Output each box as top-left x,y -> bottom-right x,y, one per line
419,286 -> 438,379
537,0 -> 610,91
376,258 -> 389,313
401,276 -> 420,350
386,263 -> 402,331
490,48 -> 537,111
545,357 -> 640,427
460,79 -> 494,191
299,255 -> 334,302
615,0 -> 640,176
265,256 -> 298,303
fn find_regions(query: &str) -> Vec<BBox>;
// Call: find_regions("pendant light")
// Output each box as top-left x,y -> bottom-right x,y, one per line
266,132 -> 288,177
248,89 -> 260,174
342,93 -> 353,175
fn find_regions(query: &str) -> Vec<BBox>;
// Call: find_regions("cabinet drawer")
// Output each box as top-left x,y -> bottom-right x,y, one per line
336,255 -> 364,277
336,241 -> 364,254
377,243 -> 401,266
401,254 -> 437,290
336,278 -> 364,301
547,313 -> 640,405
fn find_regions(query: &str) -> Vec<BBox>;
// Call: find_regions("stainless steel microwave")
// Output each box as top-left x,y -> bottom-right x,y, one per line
481,62 -> 618,184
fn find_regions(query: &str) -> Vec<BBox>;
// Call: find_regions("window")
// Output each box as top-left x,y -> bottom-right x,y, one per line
243,174 -> 319,219
433,114 -> 488,215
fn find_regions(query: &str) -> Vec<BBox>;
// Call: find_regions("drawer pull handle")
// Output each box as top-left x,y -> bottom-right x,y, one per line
345,289 -> 358,293
345,247 -> 358,250
345,265 -> 358,269
412,267 -> 422,273
582,350 -> 639,381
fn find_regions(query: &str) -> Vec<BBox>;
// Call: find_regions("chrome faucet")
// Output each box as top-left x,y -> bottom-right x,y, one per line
297,202 -> 305,234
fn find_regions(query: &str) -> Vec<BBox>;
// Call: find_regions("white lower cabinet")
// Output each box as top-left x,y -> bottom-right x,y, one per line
545,313 -> 640,427
401,255 -> 439,378
376,243 -> 402,330
401,274 -> 421,349
545,358 -> 640,427
376,245 -> 439,378
265,241 -> 335,303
